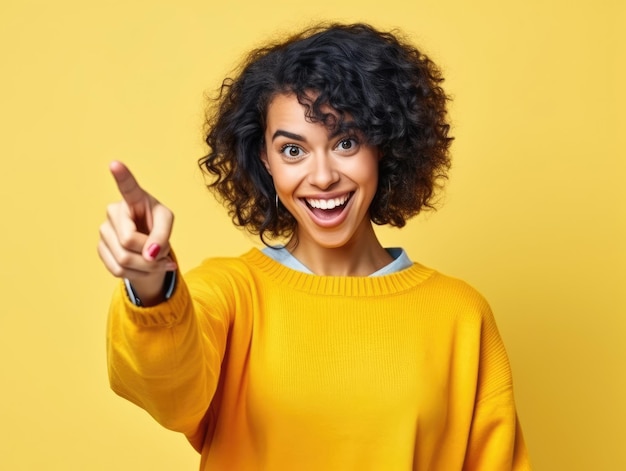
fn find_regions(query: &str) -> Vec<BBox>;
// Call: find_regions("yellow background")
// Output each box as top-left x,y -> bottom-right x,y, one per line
1,0 -> 624,469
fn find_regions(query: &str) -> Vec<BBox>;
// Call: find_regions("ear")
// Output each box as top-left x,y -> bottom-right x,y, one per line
260,148 -> 272,175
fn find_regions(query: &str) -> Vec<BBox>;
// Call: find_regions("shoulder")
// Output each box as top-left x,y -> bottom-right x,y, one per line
414,266 -> 495,322
177,250 -> 262,298
421,267 -> 489,304
195,252 -> 254,272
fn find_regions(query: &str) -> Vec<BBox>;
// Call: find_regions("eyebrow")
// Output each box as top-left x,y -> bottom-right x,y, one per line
271,130 -> 306,142
271,125 -> 359,143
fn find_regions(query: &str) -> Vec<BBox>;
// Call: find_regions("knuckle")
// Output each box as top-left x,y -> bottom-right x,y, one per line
110,265 -> 125,278
96,241 -> 106,259
99,220 -> 115,237
117,251 -> 132,267
106,202 -> 119,215
118,233 -> 134,249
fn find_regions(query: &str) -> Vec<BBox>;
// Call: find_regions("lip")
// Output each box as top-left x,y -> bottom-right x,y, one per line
298,191 -> 354,228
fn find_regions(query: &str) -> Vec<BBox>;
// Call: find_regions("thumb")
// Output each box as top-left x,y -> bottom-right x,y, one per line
141,202 -> 174,261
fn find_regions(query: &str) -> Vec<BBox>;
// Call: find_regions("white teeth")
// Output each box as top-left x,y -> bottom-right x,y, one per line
306,194 -> 349,210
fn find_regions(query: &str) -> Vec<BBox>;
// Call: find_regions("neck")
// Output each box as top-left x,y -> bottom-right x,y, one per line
287,222 -> 393,276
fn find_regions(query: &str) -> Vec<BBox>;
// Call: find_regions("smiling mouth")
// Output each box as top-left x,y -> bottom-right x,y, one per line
303,193 -> 353,220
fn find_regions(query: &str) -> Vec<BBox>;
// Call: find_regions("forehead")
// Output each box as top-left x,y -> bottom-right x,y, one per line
265,93 -> 309,124
265,93 -> 355,135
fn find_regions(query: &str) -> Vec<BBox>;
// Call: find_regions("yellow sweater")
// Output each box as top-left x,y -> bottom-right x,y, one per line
107,249 -> 531,470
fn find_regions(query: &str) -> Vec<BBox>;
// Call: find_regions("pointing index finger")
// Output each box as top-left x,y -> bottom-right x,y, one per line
109,161 -> 145,206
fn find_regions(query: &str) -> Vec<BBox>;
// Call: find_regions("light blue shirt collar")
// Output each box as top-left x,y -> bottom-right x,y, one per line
261,246 -> 412,276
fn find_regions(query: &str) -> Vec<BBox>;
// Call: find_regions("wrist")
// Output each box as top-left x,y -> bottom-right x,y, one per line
124,271 -> 176,307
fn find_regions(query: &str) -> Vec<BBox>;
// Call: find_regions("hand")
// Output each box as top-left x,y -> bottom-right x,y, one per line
98,161 -> 176,305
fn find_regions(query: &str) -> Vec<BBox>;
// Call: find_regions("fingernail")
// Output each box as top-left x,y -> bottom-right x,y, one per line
147,243 -> 161,259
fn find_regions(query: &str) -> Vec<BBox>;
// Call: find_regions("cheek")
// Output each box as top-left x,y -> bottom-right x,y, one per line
352,157 -> 379,190
271,165 -> 300,194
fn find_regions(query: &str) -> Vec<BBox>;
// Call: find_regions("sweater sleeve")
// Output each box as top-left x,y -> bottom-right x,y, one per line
463,308 -> 532,470
106,266 -> 232,441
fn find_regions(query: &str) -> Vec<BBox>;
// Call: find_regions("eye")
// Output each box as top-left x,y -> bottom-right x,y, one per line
280,144 -> 305,159
336,137 -> 359,152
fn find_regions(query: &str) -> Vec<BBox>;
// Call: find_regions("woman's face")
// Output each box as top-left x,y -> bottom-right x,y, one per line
261,93 -> 380,251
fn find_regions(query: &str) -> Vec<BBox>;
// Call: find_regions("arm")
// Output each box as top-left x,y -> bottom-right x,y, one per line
107,270 -> 229,437
463,309 -> 532,470
98,162 -> 228,439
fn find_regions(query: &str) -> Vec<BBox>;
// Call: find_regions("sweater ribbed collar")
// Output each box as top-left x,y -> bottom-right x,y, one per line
242,248 -> 435,297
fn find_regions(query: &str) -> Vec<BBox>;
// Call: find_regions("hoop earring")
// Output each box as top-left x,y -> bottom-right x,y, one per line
275,193 -> 279,212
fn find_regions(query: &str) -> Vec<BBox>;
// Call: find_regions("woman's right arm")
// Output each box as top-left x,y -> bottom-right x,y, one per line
106,269 -> 228,438
97,161 -> 176,305
98,162 -> 227,438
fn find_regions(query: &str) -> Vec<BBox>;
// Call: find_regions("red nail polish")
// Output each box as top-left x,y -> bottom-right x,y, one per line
147,243 -> 161,259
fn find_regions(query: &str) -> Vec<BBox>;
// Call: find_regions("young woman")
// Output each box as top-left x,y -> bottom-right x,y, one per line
98,23 -> 531,470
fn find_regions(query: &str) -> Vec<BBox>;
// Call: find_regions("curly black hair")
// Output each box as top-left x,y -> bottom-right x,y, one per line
199,23 -> 452,243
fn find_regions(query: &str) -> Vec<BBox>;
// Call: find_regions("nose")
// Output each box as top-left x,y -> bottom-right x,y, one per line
307,153 -> 339,190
